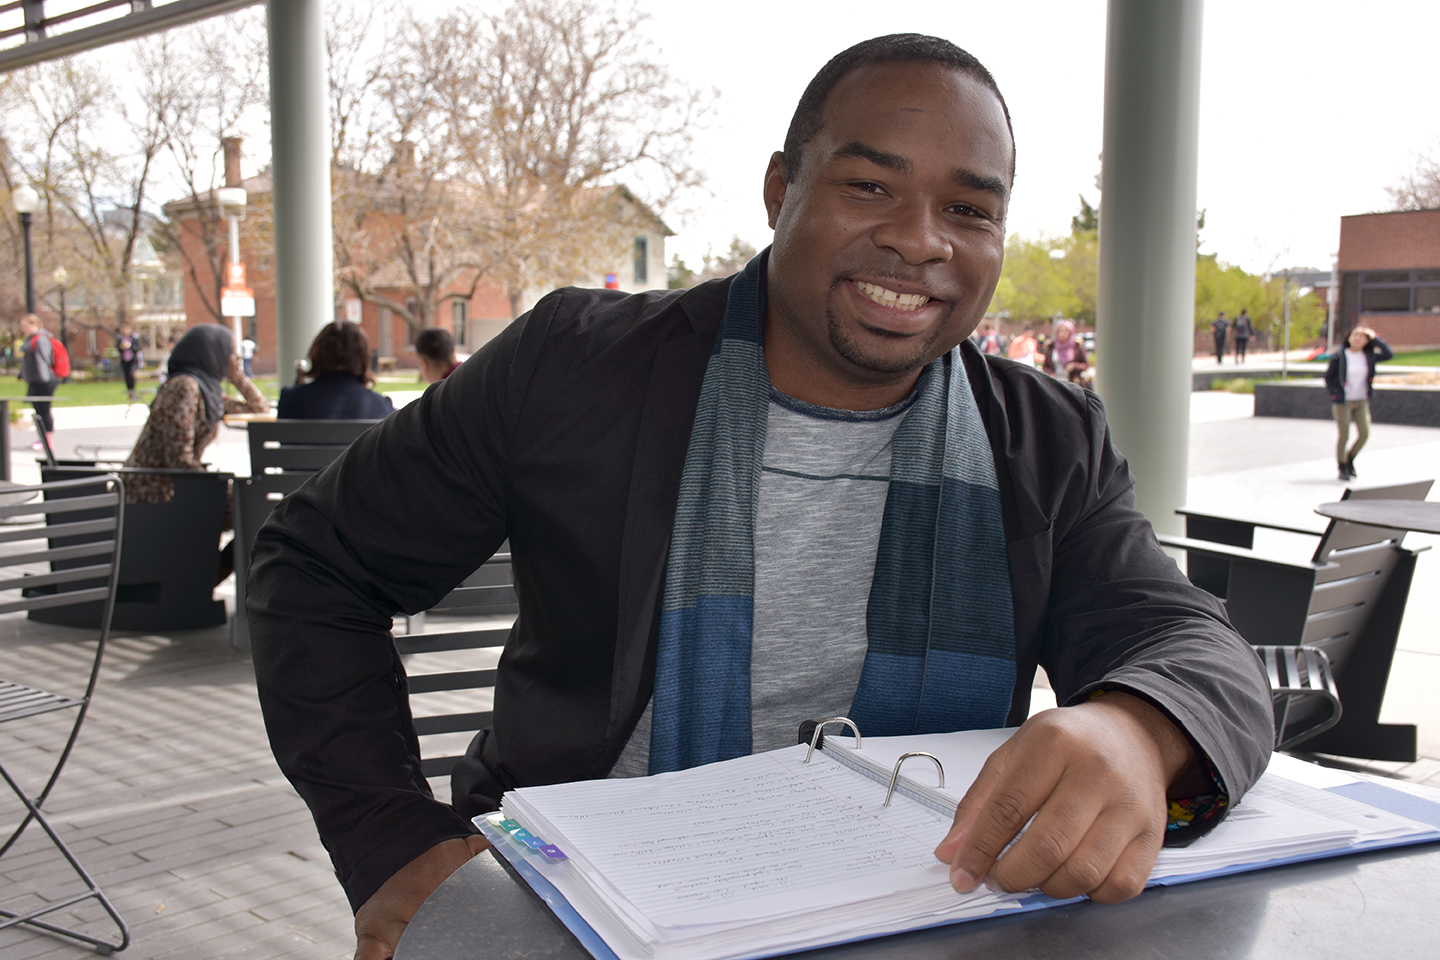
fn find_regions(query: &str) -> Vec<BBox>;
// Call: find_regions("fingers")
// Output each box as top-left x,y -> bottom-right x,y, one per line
935,701 -> 1178,904
936,736 -> 1063,893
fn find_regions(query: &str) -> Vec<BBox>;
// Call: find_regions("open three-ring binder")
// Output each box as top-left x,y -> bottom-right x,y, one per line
478,721 -> 1440,960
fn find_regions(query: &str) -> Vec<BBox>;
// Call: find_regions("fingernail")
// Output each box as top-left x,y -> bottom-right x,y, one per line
951,867 -> 978,892
983,876 -> 1002,894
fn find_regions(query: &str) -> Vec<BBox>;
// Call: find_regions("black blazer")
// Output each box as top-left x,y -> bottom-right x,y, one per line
276,372 -> 395,420
249,278 -> 1272,910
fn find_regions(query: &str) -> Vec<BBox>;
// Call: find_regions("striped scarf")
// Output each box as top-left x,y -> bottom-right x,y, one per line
648,253 -> 1016,774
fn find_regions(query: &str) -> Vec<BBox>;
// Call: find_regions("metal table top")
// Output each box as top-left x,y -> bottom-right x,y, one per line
395,841 -> 1440,960
1317,499 -> 1440,535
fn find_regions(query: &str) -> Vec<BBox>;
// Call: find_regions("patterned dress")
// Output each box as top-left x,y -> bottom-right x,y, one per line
123,373 -> 269,511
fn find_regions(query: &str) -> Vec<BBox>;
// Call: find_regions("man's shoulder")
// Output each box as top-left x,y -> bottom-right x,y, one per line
963,343 -> 1098,433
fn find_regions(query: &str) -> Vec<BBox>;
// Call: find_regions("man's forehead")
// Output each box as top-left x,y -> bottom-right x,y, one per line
813,62 -> 1014,184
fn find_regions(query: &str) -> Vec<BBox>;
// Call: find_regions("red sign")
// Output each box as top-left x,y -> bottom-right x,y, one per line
225,262 -> 247,291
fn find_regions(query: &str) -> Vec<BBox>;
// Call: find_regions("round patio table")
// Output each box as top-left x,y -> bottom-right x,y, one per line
1316,499 -> 1440,535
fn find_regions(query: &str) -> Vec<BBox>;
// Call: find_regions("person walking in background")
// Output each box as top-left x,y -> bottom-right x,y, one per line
1232,309 -> 1254,364
1042,319 -> 1088,384
19,313 -> 58,453
277,321 -> 395,420
115,322 -> 142,402
1325,325 -> 1393,481
415,327 -> 461,383
1211,311 -> 1229,365
240,335 -> 257,378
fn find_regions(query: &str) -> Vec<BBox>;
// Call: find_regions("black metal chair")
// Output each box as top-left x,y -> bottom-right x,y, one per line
232,419 -> 517,647
396,624 -> 511,782
0,474 -> 128,954
1160,480 -> 1432,760
31,466 -> 230,632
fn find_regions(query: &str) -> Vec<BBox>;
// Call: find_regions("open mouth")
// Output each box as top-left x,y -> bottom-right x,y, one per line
853,280 -> 931,312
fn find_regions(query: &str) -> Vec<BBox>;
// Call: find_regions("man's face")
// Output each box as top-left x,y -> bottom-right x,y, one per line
20,319 -> 37,336
764,62 -> 1012,408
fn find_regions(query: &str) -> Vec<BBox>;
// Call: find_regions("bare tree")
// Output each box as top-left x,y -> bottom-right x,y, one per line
441,0 -> 707,317
1386,146 -> 1440,212
152,7 -> 272,326
330,7 -> 493,337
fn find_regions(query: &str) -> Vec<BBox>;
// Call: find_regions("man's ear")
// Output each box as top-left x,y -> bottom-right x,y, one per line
763,151 -> 790,229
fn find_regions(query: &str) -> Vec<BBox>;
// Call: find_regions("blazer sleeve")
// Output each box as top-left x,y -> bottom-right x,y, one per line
247,299 -> 552,911
1039,389 -> 1274,812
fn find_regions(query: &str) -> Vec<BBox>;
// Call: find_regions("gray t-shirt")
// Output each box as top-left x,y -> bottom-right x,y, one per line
609,388 -> 912,777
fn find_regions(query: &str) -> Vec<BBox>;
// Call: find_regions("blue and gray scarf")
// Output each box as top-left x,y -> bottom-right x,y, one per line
648,252 -> 1016,774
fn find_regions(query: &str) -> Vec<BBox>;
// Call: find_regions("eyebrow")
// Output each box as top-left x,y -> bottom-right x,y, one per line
830,140 -> 1008,200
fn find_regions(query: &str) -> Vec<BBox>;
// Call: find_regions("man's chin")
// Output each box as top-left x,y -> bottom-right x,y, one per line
828,323 -> 940,378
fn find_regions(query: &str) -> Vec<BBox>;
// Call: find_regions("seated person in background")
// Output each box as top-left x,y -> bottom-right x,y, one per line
125,323 -> 268,581
415,327 -> 461,383
277,321 -> 395,420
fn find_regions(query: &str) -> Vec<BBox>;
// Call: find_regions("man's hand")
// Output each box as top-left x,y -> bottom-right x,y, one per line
354,834 -> 491,960
934,693 -> 1198,904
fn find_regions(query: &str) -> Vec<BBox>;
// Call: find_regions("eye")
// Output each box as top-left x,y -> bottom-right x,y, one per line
949,203 -> 994,221
847,180 -> 885,194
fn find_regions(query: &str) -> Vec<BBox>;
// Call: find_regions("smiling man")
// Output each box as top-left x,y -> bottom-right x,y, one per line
249,35 -> 1273,960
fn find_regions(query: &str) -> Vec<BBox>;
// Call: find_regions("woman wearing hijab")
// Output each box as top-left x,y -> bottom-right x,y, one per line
1042,319 -> 1089,384
124,323 -> 268,506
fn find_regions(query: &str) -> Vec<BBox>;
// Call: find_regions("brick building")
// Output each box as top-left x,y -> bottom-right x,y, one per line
162,143 -> 672,376
1337,209 -> 1440,349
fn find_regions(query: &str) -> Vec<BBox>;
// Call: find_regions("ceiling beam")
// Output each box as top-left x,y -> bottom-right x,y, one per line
0,0 -> 261,74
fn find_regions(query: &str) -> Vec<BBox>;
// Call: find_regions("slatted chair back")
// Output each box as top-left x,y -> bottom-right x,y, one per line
395,625 -> 511,780
1161,480 -> 1433,760
0,474 -> 129,953
247,419 -> 382,475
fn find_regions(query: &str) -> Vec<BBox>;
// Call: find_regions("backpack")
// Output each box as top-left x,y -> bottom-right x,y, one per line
29,334 -> 71,379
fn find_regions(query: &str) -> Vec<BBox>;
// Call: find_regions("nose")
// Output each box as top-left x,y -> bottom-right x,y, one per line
871,199 -> 952,265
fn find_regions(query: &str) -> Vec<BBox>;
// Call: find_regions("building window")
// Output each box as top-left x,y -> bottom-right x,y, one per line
1357,269 -> 1440,313
451,299 -> 468,347
633,236 -> 648,285
247,317 -> 258,341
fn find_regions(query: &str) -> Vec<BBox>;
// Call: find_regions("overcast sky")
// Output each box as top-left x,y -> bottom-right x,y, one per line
628,0 -> 1440,277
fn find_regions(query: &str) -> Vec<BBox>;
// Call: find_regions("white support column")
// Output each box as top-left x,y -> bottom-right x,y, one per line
1094,0 -> 1205,535
267,0 -> 332,384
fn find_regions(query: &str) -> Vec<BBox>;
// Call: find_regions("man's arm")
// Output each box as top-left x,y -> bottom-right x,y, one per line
248,307 -> 540,913
938,380 -> 1272,901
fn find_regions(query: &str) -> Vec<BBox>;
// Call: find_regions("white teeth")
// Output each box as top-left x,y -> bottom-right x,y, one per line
855,280 -> 930,311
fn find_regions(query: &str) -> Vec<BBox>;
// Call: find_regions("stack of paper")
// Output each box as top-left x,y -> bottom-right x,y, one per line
498,745 -> 1026,960
486,729 -> 1440,960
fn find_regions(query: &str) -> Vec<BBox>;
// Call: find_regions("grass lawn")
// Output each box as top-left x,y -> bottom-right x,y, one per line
28,372 -> 425,409
1392,350 -> 1440,366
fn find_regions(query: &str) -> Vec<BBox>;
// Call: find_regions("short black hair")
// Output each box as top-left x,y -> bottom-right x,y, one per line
415,327 -> 456,365
782,34 -> 1015,182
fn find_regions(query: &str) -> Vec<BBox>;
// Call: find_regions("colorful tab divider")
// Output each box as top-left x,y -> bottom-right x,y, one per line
485,813 -> 568,860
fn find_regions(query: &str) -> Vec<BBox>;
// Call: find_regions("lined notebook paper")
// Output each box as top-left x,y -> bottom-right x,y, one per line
484,729 -> 1440,960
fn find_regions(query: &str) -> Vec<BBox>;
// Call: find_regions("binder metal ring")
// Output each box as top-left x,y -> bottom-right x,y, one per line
804,717 -> 862,764
883,752 -> 945,806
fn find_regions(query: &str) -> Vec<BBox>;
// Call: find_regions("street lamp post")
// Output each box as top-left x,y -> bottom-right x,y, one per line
52,266 -> 68,349
11,185 -> 40,313
216,187 -> 249,347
